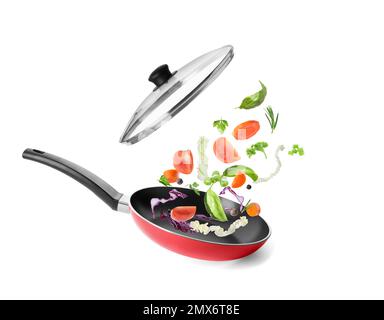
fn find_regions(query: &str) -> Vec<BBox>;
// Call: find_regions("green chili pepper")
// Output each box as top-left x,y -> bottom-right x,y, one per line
222,165 -> 258,182
204,189 -> 227,222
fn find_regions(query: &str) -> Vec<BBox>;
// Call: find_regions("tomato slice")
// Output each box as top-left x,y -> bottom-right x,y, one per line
213,137 -> 240,163
232,120 -> 260,140
170,206 -> 197,222
173,150 -> 194,174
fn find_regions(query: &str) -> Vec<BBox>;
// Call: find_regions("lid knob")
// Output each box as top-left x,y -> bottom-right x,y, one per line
148,64 -> 173,88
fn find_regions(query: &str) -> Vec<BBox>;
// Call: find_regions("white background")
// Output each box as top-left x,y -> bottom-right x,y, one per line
1,0 -> 383,300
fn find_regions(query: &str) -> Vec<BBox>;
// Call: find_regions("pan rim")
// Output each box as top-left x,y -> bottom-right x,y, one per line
129,196 -> 271,247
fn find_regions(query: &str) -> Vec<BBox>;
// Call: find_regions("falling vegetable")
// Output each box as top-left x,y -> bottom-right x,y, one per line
197,136 -> 209,181
231,171 -> 246,188
219,186 -> 246,211
203,171 -> 217,186
213,137 -> 240,163
173,150 -> 194,174
189,182 -> 200,196
204,177 -> 212,185
246,203 -> 261,217
170,206 -> 197,222
246,141 -> 269,159
219,176 -> 229,187
163,169 -> 179,183
158,175 -> 171,186
204,188 -> 228,222
265,106 -> 279,133
232,120 -> 260,140
288,144 -> 304,156
222,165 -> 258,182
211,170 -> 221,182
240,199 -> 251,214
213,119 -> 229,134
203,170 -> 228,187
238,81 -> 267,109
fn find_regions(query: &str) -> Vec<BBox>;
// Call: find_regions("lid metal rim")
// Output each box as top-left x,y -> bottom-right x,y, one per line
120,45 -> 234,145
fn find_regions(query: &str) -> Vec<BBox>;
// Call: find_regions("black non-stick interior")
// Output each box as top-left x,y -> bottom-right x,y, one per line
130,187 -> 270,245
22,149 -> 270,246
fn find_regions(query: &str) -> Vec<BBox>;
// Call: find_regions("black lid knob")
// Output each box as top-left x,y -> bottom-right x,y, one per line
148,64 -> 173,88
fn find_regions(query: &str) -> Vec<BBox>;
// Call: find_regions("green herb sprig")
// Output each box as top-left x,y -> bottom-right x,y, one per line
158,175 -> 171,186
204,170 -> 229,187
213,119 -> 229,134
265,106 -> 279,133
189,182 -> 201,196
241,200 -> 251,214
288,144 -> 304,156
246,142 -> 269,159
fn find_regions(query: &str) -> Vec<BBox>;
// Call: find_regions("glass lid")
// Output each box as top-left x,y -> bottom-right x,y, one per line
119,45 -> 234,145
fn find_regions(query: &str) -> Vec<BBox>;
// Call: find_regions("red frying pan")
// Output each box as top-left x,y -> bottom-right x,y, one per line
23,148 -> 270,261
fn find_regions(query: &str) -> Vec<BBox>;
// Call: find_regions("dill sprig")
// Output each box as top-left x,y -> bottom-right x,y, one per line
265,106 -> 279,133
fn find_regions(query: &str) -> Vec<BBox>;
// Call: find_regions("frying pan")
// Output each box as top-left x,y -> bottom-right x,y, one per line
22,148 -> 270,261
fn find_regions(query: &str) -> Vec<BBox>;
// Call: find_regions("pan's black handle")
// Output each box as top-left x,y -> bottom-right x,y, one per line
22,148 -> 123,210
